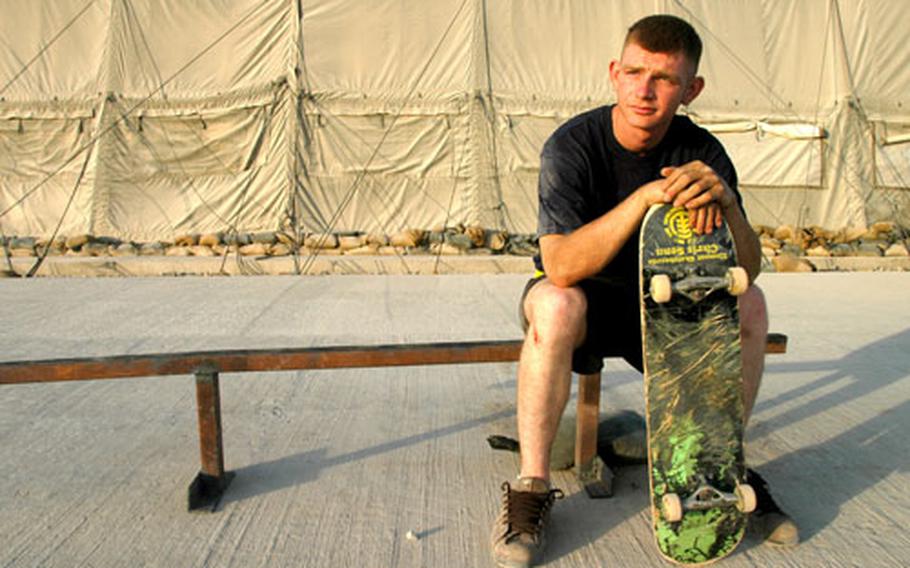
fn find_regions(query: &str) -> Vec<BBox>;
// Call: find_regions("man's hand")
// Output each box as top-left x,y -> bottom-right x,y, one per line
660,161 -> 736,235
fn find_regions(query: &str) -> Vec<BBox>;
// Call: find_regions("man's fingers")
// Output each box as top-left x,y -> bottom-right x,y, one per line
687,203 -> 726,235
678,185 -> 714,209
667,172 -> 702,205
697,207 -> 708,234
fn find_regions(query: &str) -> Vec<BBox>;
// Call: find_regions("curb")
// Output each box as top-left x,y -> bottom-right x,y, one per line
2,254 -> 909,278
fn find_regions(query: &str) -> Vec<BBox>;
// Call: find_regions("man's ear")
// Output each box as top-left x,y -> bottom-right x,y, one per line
609,59 -> 620,86
682,76 -> 705,105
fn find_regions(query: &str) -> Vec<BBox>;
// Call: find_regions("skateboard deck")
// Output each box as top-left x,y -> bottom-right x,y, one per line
639,204 -> 754,565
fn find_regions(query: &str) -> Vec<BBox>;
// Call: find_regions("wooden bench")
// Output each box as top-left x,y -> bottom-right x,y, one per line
0,333 -> 787,511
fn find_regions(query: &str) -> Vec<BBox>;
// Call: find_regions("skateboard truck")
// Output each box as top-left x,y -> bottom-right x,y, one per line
650,267 -> 749,304
661,476 -> 757,522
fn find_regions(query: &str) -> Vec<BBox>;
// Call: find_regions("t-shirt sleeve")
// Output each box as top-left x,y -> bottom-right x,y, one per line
537,139 -> 590,237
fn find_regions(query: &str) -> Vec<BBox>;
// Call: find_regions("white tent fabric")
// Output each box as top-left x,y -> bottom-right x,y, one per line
1,0 -> 908,242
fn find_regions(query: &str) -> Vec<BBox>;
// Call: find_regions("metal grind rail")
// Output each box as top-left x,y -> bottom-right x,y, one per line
0,334 -> 787,511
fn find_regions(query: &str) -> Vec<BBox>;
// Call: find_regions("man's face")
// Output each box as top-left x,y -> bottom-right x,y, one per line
609,42 -> 703,139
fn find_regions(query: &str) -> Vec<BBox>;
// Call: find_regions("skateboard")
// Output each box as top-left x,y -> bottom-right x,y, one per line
639,204 -> 756,564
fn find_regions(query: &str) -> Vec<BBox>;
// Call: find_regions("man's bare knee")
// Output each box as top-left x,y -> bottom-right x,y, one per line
739,285 -> 769,340
525,282 -> 587,346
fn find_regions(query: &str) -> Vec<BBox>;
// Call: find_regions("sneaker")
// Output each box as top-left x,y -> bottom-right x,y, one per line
746,468 -> 800,546
490,477 -> 564,568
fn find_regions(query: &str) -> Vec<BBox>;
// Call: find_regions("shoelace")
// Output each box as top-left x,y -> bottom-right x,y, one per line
501,482 -> 564,538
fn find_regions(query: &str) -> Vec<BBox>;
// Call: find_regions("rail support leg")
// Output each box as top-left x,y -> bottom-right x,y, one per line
575,371 -> 614,498
188,368 -> 234,512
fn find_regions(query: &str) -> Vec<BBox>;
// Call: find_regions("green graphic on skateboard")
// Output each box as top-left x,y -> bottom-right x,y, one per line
639,204 -> 756,564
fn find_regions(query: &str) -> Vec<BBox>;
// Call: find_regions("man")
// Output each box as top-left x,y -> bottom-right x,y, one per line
491,15 -> 798,568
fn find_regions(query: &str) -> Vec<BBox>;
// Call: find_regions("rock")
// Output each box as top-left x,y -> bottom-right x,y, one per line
884,242 -> 909,257
140,242 -> 165,256
489,231 -> 509,252
338,235 -> 365,250
304,233 -> 339,249
839,226 -> 867,244
165,246 -> 192,257
189,245 -> 216,257
365,232 -> 389,247
773,225 -> 797,243
10,237 -> 36,249
269,243 -> 291,257
780,243 -> 804,257
65,234 -> 91,249
252,232 -> 277,245
807,225 -> 834,240
507,236 -> 539,257
224,233 -> 253,246
390,229 -> 425,248
199,233 -> 222,247
829,243 -> 854,257
344,244 -> 380,256
36,237 -> 66,253
429,242 -> 463,256
805,226 -> 835,248
772,253 -> 814,273
174,234 -> 197,247
444,233 -> 474,251
275,232 -> 298,246
95,236 -> 121,246
805,245 -> 830,257
466,226 -> 486,248
854,242 -> 883,257
871,221 -> 896,234
66,247 -> 92,257
83,242 -> 109,256
111,243 -> 138,257
759,235 -> 782,250
752,224 -> 774,237
299,246 -> 344,256
239,243 -> 269,256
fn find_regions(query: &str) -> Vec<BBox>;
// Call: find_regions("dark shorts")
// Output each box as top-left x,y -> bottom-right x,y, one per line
519,275 -> 644,375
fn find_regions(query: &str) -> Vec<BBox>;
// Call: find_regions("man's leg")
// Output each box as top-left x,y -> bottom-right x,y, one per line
518,280 -> 587,479
491,279 -> 586,568
738,284 -> 799,546
739,285 -> 768,426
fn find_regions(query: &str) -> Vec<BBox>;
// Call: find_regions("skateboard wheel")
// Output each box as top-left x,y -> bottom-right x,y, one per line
736,483 -> 757,513
662,493 -> 683,522
650,274 -> 672,303
727,267 -> 749,296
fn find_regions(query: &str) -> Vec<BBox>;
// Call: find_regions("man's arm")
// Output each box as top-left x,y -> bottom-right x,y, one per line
541,179 -> 668,288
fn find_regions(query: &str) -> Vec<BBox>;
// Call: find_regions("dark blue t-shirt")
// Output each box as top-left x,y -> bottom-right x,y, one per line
534,104 -> 742,282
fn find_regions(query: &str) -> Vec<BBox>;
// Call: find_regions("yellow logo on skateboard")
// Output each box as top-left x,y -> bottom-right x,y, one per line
648,206 -> 730,266
663,207 -> 694,245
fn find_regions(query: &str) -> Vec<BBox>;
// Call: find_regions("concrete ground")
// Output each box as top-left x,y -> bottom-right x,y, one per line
0,272 -> 908,567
